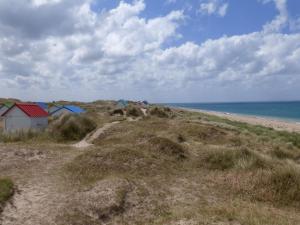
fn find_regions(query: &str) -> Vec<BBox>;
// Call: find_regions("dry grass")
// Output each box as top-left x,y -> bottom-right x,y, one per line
49,114 -> 96,141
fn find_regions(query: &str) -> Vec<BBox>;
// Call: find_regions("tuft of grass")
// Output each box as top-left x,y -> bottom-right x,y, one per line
148,137 -> 187,160
204,148 -> 270,170
50,114 -> 96,141
0,178 -> 14,212
270,146 -> 299,159
255,164 -> 300,204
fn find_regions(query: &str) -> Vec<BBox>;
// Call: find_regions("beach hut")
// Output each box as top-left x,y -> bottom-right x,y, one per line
117,99 -> 128,109
50,105 -> 85,117
2,103 -> 48,132
0,102 -> 13,116
49,104 -> 62,115
36,102 -> 48,111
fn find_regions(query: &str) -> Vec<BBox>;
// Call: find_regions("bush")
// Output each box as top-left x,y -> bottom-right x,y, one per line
110,109 -> 124,116
0,178 -> 14,212
126,106 -> 143,117
50,114 -> 96,141
149,107 -> 170,118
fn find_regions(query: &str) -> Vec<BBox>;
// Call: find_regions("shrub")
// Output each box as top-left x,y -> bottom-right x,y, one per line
50,114 -> 96,141
0,178 -> 14,212
126,106 -> 143,117
149,107 -> 170,118
110,109 -> 124,116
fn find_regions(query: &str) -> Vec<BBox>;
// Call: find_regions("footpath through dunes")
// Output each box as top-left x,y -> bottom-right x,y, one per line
73,121 -> 120,148
0,144 -> 79,225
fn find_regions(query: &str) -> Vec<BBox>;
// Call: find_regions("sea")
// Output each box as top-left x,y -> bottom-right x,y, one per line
165,101 -> 300,123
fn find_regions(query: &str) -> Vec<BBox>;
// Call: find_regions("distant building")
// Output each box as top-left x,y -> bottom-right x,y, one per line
117,99 -> 128,109
2,103 -> 48,132
50,105 -> 85,117
0,102 -> 13,116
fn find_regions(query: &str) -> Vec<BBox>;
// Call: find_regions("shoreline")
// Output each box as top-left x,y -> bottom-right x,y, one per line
176,107 -> 300,133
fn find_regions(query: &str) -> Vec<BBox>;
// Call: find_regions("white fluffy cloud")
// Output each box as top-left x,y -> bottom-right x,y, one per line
261,0 -> 288,32
0,0 -> 300,102
199,0 -> 228,17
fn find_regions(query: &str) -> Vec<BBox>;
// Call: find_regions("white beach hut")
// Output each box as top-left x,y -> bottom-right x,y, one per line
2,103 -> 49,132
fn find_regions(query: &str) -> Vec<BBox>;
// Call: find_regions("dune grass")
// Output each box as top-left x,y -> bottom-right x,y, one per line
126,106 -> 144,117
203,147 -> 271,170
0,178 -> 14,212
49,114 -> 96,141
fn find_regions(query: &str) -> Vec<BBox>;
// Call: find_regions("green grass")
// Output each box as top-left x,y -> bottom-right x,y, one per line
196,112 -> 300,148
0,178 -> 14,212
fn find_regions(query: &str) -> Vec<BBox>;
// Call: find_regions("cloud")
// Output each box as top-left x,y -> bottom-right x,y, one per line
0,0 -> 299,102
199,0 -> 229,17
261,0 -> 289,32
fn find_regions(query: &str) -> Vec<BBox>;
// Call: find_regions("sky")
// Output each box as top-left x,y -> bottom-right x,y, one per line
0,0 -> 300,103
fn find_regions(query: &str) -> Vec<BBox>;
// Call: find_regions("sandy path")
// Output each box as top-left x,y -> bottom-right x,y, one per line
73,121 -> 120,148
0,147 -> 79,225
141,108 -> 147,116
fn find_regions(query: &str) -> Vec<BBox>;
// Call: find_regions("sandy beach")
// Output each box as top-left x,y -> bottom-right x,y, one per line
180,107 -> 300,133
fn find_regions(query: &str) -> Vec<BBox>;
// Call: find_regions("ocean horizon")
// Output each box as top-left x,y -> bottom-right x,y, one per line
165,101 -> 300,122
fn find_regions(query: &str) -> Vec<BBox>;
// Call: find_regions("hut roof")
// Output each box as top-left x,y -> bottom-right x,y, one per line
36,102 -> 48,110
50,105 -> 85,115
0,102 -> 13,108
2,103 -> 48,118
64,105 -> 85,114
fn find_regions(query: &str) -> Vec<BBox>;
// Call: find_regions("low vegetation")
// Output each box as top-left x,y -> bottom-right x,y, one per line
149,106 -> 172,118
49,114 -> 97,141
0,178 -> 14,213
0,129 -> 43,143
126,106 -> 144,117
203,147 -> 270,170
